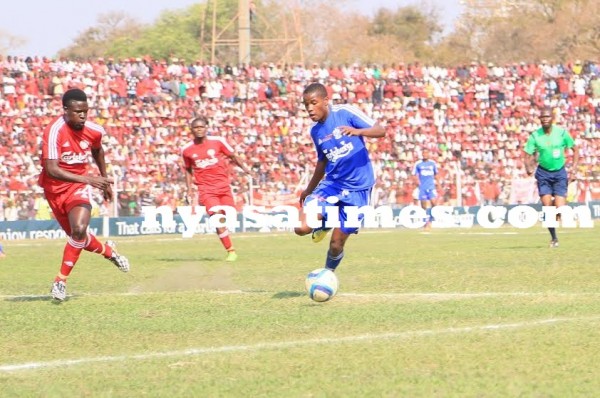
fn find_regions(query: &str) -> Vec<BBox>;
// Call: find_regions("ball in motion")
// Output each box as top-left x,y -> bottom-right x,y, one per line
305,268 -> 338,302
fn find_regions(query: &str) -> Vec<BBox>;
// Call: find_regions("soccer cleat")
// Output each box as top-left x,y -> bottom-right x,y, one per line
549,239 -> 559,248
225,251 -> 238,262
311,228 -> 331,243
106,240 -> 130,272
51,280 -> 67,301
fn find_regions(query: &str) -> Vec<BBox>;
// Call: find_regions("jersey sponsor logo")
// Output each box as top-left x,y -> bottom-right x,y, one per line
317,133 -> 333,145
332,128 -> 343,140
194,149 -> 219,169
419,168 -> 435,176
61,151 -> 88,164
324,141 -> 354,163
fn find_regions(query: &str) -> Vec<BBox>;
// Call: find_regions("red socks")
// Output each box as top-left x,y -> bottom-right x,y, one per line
84,234 -> 112,258
218,230 -> 233,251
59,237 -> 85,277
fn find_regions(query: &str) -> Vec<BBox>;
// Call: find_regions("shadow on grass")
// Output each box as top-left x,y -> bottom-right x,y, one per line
4,294 -> 84,303
272,291 -> 305,299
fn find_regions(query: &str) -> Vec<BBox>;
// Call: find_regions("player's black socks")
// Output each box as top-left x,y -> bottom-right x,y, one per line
548,227 -> 557,241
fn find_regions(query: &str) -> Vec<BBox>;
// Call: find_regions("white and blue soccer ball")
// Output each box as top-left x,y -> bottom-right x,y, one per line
305,268 -> 339,302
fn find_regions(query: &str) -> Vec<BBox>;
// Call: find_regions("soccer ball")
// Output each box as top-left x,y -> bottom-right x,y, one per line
305,268 -> 338,302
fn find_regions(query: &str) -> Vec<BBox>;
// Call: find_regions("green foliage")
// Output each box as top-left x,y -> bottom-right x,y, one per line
106,6 -> 203,62
52,0 -> 600,66
59,12 -> 144,60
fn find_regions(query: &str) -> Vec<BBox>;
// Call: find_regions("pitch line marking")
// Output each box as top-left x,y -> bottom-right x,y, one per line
3,290 -> 600,301
1,315 -> 599,373
2,290 -> 600,301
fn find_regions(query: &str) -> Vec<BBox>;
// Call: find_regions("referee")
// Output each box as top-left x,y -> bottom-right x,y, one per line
524,106 -> 579,248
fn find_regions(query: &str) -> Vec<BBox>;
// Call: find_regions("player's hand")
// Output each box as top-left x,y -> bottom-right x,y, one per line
340,126 -> 361,136
299,189 -> 310,205
103,185 -> 113,201
185,189 -> 194,205
244,169 -> 256,181
88,176 -> 112,190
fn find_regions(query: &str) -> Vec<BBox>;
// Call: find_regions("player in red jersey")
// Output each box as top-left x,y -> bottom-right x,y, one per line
39,88 -> 130,301
181,116 -> 252,261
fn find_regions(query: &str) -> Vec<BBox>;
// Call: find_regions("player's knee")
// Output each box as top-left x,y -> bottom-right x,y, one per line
294,226 -> 310,236
70,223 -> 88,240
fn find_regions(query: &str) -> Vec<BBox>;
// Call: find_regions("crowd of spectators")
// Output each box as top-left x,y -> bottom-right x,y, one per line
1,54 -> 599,221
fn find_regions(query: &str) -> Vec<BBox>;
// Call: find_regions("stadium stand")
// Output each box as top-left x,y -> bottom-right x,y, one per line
0,55 -> 599,220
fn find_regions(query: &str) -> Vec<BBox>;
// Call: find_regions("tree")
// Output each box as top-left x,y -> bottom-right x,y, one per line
0,29 -> 26,56
59,12 -> 144,60
50,0 -> 599,66
369,5 -> 442,61
445,0 -> 600,63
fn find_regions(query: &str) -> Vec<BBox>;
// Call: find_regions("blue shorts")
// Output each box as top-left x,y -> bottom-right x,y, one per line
304,184 -> 371,235
418,188 -> 437,201
535,166 -> 568,197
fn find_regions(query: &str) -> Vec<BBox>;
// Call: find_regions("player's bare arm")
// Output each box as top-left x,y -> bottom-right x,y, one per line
524,154 -> 537,175
91,147 -> 113,200
229,154 -> 252,175
45,159 -> 111,191
569,146 -> 579,181
184,167 -> 194,204
340,123 -> 385,138
299,159 -> 327,204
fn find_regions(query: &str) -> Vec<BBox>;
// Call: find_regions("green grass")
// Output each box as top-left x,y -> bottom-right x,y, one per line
1,226 -> 599,397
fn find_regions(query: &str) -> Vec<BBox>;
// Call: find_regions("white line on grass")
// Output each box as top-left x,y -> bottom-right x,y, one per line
2,290 -> 600,301
1,315 -> 598,373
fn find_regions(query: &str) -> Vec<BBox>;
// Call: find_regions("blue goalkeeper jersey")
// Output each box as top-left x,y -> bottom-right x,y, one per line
309,104 -> 377,191
412,159 -> 438,191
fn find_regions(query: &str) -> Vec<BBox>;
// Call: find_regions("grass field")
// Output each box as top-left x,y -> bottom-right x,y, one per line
1,226 -> 599,397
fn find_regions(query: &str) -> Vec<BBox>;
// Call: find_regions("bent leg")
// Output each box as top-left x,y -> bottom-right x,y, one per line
325,228 -> 350,271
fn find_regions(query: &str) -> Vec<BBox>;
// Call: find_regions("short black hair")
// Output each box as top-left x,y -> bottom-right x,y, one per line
62,88 -> 87,108
303,82 -> 328,98
191,116 -> 209,126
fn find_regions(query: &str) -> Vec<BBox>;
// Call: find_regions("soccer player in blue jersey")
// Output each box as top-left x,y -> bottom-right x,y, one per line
412,149 -> 438,228
294,82 -> 385,272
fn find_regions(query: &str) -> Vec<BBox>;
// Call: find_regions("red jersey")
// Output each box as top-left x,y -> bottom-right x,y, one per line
181,136 -> 235,193
38,116 -> 105,193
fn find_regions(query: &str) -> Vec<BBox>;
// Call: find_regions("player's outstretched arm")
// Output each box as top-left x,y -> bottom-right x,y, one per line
340,123 -> 386,138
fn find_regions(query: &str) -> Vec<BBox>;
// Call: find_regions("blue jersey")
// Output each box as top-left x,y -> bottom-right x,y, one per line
412,159 -> 438,191
309,105 -> 376,190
